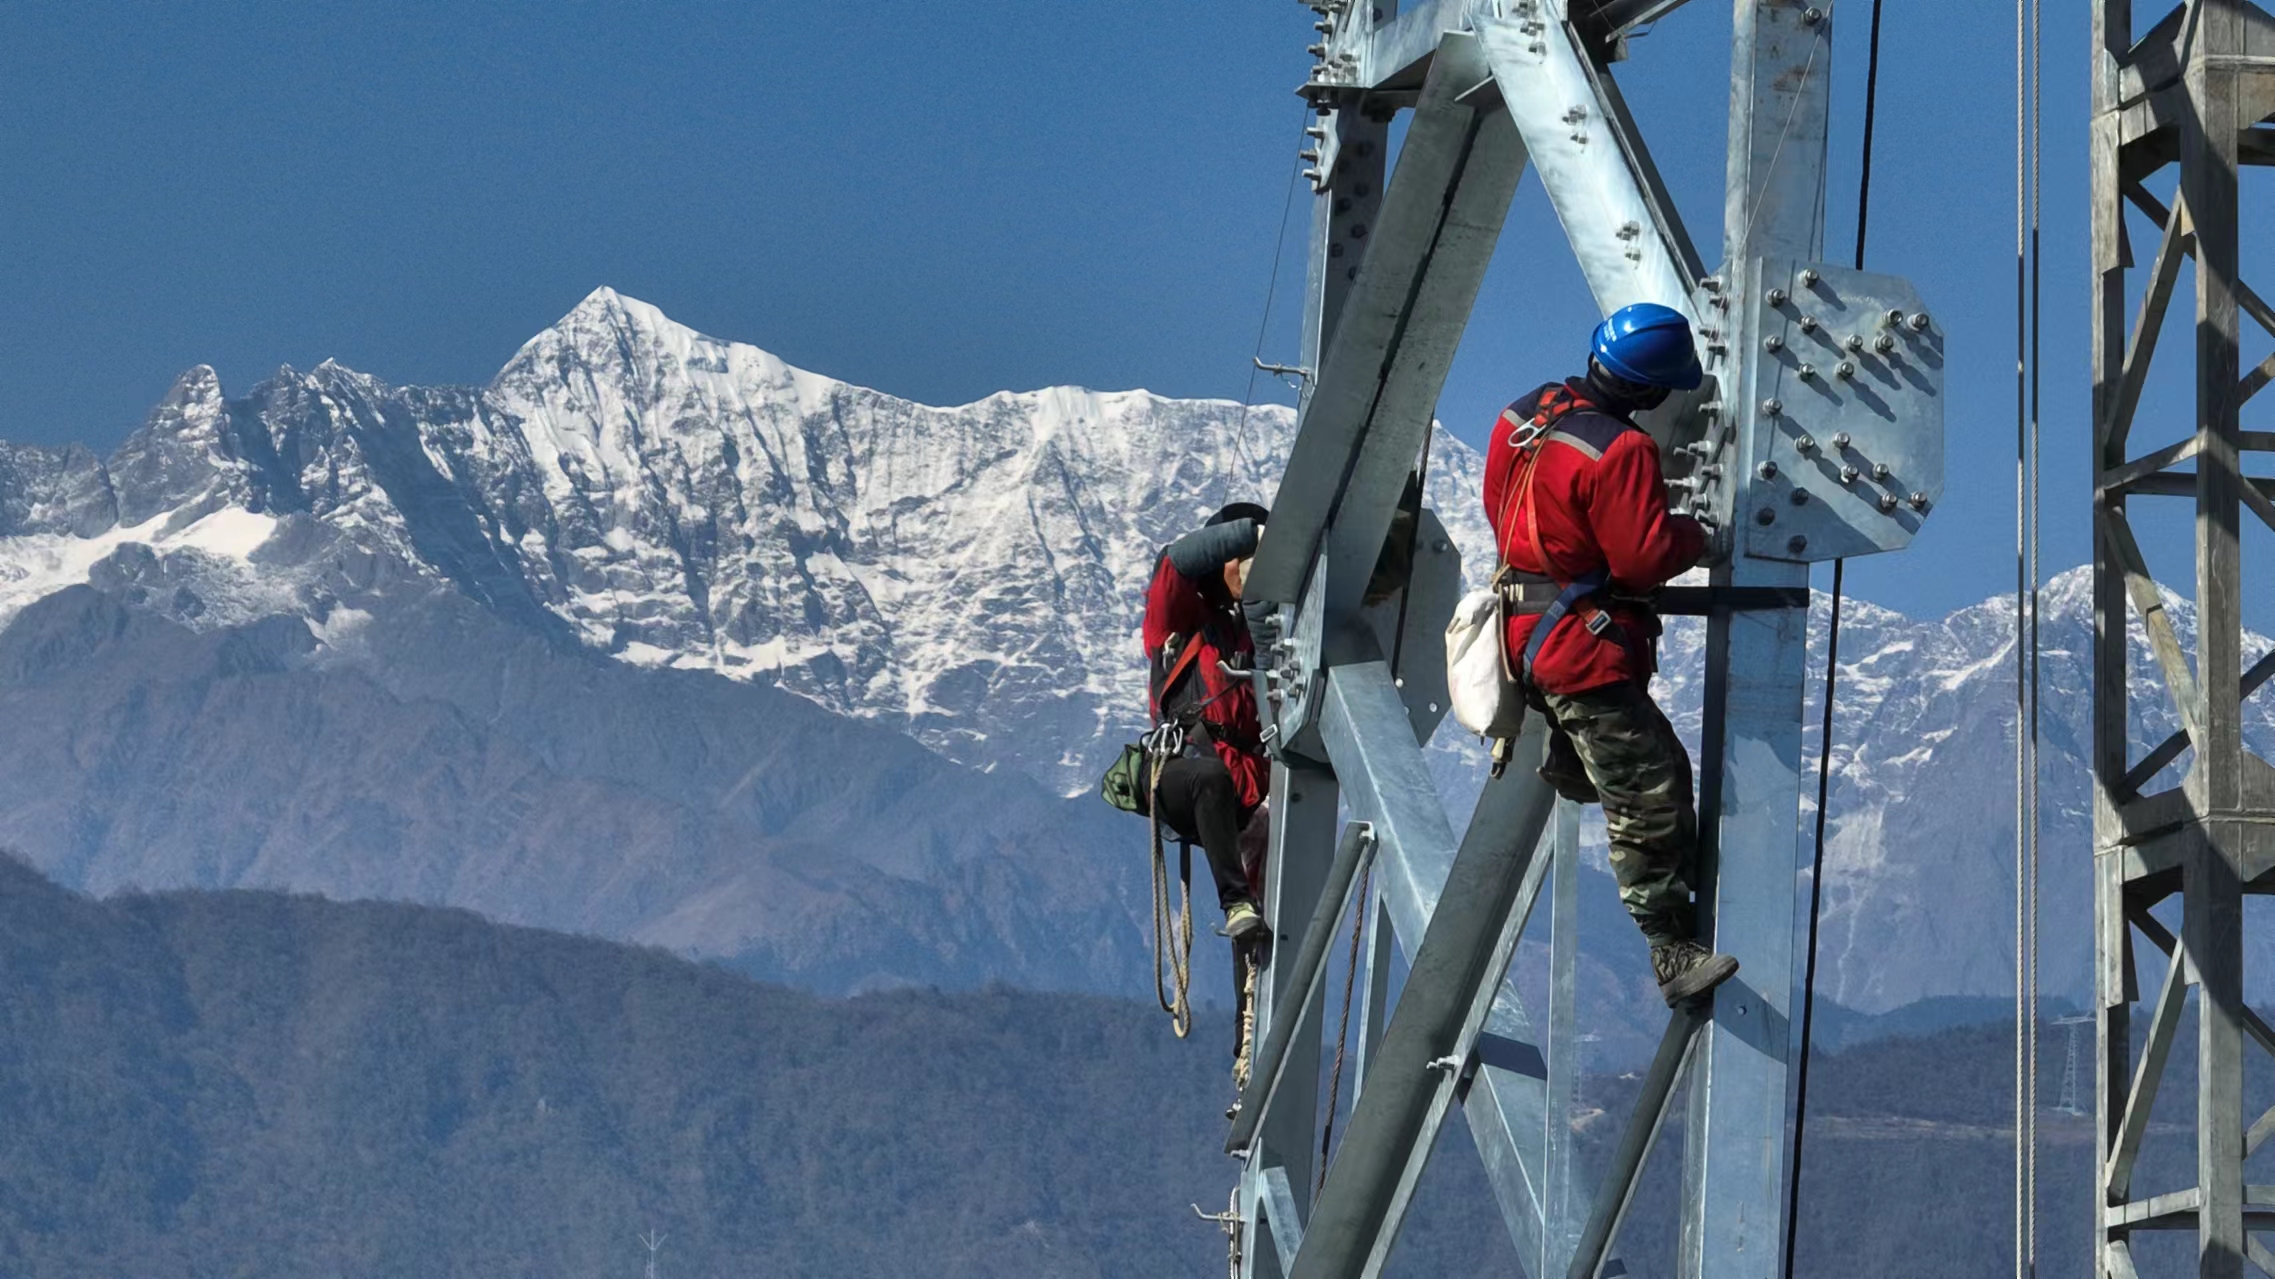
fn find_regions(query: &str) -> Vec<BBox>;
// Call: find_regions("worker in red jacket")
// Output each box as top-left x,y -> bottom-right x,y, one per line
1483,302 -> 1738,1007
1140,502 -> 1273,942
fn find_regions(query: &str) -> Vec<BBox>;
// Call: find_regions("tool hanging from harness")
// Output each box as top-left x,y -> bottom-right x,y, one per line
1446,386 -> 1640,777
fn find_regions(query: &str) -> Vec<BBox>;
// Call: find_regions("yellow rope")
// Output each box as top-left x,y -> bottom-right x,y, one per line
1149,750 -> 1193,1039
1232,945 -> 1260,1092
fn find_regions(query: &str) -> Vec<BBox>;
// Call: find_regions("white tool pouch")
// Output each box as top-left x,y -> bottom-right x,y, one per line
1445,583 -> 1526,739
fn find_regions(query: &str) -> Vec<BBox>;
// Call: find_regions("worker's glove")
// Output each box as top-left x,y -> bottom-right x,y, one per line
1241,597 -> 1283,658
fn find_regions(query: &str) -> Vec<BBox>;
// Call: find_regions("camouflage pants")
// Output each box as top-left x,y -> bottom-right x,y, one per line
1537,681 -> 1697,947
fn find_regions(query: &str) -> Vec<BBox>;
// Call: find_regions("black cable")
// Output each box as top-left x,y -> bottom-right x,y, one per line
1783,1 -> 1881,1274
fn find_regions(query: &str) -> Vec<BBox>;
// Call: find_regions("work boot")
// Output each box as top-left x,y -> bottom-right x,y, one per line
1223,900 -> 1269,941
1651,939 -> 1739,1008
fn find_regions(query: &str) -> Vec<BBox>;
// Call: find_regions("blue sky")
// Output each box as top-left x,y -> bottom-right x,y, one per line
0,1 -> 2259,624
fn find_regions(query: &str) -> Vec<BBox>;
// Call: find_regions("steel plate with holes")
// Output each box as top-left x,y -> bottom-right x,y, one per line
1271,552 -> 1331,756
1736,257 -> 1944,562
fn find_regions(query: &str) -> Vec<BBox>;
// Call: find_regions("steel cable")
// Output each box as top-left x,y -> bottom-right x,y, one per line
1234,106 -> 1315,472
1781,3 -> 1882,1273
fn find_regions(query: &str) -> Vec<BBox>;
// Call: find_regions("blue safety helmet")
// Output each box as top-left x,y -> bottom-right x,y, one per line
1590,302 -> 1703,391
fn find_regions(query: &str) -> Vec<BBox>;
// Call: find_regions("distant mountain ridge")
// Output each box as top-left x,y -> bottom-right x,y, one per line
0,290 -> 2265,1014
0,287 -> 1491,798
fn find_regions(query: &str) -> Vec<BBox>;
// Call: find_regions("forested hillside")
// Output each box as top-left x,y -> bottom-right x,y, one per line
0,858 -> 2239,1277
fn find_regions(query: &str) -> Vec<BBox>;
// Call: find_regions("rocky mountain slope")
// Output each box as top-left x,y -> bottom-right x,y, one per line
0,289 -> 2264,1013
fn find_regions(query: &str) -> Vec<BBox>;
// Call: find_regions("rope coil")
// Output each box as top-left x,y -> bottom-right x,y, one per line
1148,748 -> 1195,1040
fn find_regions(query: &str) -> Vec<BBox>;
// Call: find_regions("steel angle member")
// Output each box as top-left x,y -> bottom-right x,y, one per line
1361,506 -> 1463,745
1250,33 -> 1524,608
1477,5 -> 1698,320
1456,836 -> 1568,1276
1226,821 -> 1379,1155
1736,258 -> 1945,561
1286,654 -> 1556,1279
1362,0 -> 1469,91
1265,554 -> 1332,758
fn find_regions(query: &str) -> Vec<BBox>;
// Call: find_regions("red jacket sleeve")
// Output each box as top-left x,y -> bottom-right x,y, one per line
1141,554 -> 1204,658
1580,432 -> 1706,591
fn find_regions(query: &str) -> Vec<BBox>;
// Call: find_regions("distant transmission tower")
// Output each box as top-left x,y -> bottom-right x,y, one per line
638,1229 -> 665,1279
2052,1013 -> 2092,1117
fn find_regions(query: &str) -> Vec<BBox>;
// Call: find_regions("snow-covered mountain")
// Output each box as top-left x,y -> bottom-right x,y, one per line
0,289 -> 2264,1015
0,287 -> 1486,797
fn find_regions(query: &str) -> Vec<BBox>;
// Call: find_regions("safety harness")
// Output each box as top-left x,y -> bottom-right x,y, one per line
1492,385 -> 1635,691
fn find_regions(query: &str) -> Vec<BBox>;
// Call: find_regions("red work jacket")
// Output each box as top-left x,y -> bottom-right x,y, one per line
1139,554 -> 1270,811
1483,380 -> 1707,695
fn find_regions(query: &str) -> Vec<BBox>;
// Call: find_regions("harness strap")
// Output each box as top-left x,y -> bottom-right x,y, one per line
1499,386 -> 1641,686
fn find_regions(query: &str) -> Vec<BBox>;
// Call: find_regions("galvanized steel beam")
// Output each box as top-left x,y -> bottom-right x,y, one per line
2092,4 -> 2275,1276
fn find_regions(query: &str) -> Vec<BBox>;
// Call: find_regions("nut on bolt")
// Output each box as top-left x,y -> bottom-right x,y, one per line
1841,465 -> 1860,484
1761,397 -> 1783,416
1764,335 -> 1785,354
1876,334 -> 1898,354
1836,360 -> 1856,379
1877,493 -> 1900,513
1799,268 -> 1819,286
1832,432 -> 1852,449
1766,288 -> 1789,306
1757,460 -> 1780,480
1909,491 -> 1931,510
1796,435 -> 1818,452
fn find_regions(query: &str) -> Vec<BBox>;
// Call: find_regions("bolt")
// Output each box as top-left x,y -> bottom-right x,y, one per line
1877,493 -> 1900,513
1798,363 -> 1818,380
1841,464 -> 1860,484
1309,43 -> 1328,56
1306,125 -> 1328,140
1755,507 -> 1778,526
1909,491 -> 1931,510
1758,460 -> 1780,480
1876,334 -> 1898,354
1300,149 -> 1321,163
1873,462 -> 1891,481
1832,432 -> 1852,449
1790,488 -> 1812,506
1766,287 -> 1789,306
1836,360 -> 1856,380
1796,435 -> 1818,452
1761,397 -> 1783,416
1802,8 -> 1825,25
1702,400 -> 1724,416
1702,275 -> 1725,293
1788,534 -> 1810,555
1800,268 -> 1819,286
1764,335 -> 1785,354
1699,463 -> 1724,479
1846,334 -> 1866,352
1349,222 -> 1369,238
1908,311 -> 1932,331
1799,315 -> 1819,333
1886,308 -> 1906,326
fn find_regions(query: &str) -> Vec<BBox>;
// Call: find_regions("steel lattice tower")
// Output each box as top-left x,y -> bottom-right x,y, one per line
2090,3 -> 2275,1275
1223,3 -> 1943,1276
